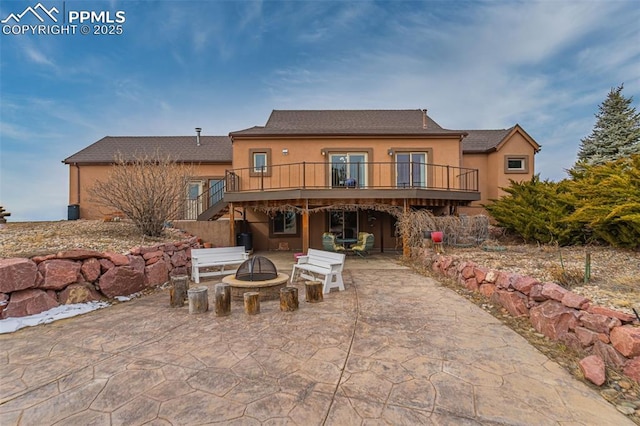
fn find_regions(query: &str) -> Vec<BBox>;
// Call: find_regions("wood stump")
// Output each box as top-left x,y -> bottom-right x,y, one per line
214,283 -> 231,317
305,280 -> 323,303
279,287 -> 299,312
244,291 -> 260,315
188,286 -> 209,314
169,275 -> 189,308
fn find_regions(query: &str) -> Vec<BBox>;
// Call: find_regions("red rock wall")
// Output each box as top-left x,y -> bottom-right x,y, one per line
0,237 -> 200,320
418,249 -> 640,385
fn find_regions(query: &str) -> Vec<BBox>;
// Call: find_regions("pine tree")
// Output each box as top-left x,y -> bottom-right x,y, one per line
574,84 -> 640,170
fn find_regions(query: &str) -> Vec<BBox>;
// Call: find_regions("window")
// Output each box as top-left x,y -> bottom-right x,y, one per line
253,153 -> 267,172
330,153 -> 367,188
272,211 -> 298,235
396,152 -> 427,188
504,155 -> 529,173
249,148 -> 272,177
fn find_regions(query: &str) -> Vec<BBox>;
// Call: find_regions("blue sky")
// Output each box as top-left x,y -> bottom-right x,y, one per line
1,0 -> 639,221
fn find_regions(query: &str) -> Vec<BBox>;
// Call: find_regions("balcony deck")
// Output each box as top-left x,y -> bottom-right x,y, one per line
223,161 -> 480,206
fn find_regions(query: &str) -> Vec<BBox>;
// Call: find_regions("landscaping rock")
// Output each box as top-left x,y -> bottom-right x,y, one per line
562,292 -> 590,309
38,259 -> 81,290
512,276 -> 539,295
81,258 -> 101,282
484,270 -> 499,283
529,284 -> 547,302
58,283 -> 103,304
98,266 -> 145,298
541,282 -> 568,302
464,278 -> 479,291
478,283 -> 496,298
610,326 -> 640,358
592,339 -> 628,369
103,252 -> 129,266
580,312 -> 621,334
2,288 -> 58,318
495,272 -> 517,290
56,249 -> 103,260
579,355 -> 606,386
145,261 -> 168,287
623,356 -> 640,384
127,255 -> 146,273
491,289 -> 529,317
0,258 -> 37,293
529,300 -> 578,339
588,305 -> 636,323
473,266 -> 488,283
171,250 -> 188,267
575,326 -> 600,347
99,258 -> 115,272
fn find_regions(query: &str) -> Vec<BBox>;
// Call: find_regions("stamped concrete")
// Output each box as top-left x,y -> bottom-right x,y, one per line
0,252 -> 632,425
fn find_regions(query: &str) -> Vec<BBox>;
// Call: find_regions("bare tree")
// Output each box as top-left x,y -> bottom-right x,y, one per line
89,152 -> 193,237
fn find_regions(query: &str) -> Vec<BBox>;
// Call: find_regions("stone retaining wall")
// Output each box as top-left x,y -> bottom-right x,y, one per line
415,248 -> 640,385
0,237 -> 200,319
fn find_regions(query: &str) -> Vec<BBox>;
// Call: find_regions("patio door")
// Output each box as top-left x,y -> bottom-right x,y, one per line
330,153 -> 367,188
185,180 -> 204,219
396,152 -> 427,188
328,210 -> 359,241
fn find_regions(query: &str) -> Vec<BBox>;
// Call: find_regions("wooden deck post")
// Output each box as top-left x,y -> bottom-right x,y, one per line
229,202 -> 235,246
402,199 -> 410,258
302,200 -> 309,253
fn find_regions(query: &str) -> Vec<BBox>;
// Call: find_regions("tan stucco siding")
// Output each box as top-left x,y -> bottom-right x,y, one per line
69,163 -> 231,220
231,136 -> 463,190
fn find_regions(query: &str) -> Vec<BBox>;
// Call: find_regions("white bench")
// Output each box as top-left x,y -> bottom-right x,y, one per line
290,248 -> 346,294
191,246 -> 249,283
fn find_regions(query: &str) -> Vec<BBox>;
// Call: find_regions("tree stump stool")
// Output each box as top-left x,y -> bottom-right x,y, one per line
305,280 -> 323,303
169,275 -> 189,308
244,291 -> 260,315
214,283 -> 231,317
279,287 -> 299,312
188,286 -> 209,314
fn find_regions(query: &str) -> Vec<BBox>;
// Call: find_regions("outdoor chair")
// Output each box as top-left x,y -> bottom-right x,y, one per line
351,233 -> 374,257
322,233 -> 346,252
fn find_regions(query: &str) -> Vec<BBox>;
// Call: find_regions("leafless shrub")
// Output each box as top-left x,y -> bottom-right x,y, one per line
88,152 -> 193,237
397,210 -> 490,254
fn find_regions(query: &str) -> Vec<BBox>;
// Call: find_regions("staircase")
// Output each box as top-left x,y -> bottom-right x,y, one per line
197,199 -> 228,221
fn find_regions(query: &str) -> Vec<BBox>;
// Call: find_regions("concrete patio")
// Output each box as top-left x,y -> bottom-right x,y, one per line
0,252 -> 632,425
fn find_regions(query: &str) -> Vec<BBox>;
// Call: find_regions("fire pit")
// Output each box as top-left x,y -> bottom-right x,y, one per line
222,256 -> 289,301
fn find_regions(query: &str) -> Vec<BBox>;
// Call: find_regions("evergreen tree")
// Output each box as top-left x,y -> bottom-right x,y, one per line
574,84 -> 640,170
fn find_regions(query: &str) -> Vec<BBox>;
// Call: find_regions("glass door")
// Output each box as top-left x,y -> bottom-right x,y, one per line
329,210 -> 359,243
396,152 -> 427,188
330,153 -> 367,188
186,181 -> 204,219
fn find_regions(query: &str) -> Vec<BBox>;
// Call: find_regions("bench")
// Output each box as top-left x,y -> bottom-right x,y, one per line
191,246 -> 249,284
290,248 -> 346,294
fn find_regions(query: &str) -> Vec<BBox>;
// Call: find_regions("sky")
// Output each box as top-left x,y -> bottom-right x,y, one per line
1,0 -> 639,221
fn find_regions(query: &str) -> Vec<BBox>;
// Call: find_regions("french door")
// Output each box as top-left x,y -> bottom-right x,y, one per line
330,153 -> 367,188
396,152 -> 427,188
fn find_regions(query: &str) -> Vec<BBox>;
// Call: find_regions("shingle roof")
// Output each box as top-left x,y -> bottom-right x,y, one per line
230,110 -> 467,137
461,128 -> 513,153
63,136 -> 232,164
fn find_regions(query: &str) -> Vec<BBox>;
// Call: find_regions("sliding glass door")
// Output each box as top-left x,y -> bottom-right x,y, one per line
330,153 -> 367,188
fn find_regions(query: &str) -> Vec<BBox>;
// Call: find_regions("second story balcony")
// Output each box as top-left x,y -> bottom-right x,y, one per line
224,161 -> 480,205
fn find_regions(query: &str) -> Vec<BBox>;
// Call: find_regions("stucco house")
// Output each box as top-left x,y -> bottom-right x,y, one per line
63,109 -> 540,252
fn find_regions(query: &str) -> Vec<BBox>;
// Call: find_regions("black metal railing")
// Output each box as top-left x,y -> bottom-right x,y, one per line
180,179 -> 227,220
223,161 -> 479,193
